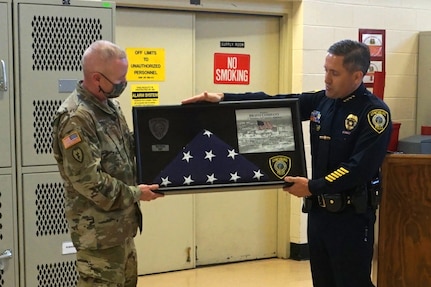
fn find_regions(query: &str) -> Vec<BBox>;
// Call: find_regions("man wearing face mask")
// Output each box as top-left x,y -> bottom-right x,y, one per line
52,40 -> 164,287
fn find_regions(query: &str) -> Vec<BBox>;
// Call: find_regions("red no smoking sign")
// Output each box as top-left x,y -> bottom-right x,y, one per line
213,53 -> 250,85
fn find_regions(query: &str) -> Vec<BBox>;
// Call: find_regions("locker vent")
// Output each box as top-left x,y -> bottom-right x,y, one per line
37,261 -> 78,287
31,15 -> 103,71
33,100 -> 63,155
35,182 -> 69,236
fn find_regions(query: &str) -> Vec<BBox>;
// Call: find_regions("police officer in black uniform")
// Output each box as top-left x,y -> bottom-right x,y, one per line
182,39 -> 391,287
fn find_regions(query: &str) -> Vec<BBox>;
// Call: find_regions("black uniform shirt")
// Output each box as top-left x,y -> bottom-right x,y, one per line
224,83 -> 392,196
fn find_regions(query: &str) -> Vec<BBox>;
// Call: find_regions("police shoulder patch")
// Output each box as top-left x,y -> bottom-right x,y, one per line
62,131 -> 82,149
367,109 -> 389,134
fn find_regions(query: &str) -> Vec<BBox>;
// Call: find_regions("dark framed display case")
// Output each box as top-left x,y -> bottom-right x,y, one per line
133,99 -> 307,194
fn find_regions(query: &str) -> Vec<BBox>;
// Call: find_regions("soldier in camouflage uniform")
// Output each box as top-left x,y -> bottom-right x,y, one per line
52,40 -> 164,287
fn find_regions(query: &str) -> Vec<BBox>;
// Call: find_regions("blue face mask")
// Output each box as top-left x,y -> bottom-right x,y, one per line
98,72 -> 127,98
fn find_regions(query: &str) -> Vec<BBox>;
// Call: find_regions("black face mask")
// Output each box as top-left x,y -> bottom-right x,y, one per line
98,72 -> 127,98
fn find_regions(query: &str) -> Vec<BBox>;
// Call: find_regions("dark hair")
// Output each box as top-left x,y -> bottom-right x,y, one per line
327,39 -> 370,75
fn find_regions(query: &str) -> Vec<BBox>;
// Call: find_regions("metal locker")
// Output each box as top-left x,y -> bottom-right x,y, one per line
0,173 -> 17,287
0,0 -> 13,168
10,0 -> 115,286
22,172 -> 78,286
0,0 -> 18,286
14,0 -> 115,167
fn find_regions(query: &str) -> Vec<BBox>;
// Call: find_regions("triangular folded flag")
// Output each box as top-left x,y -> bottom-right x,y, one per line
153,129 -> 268,188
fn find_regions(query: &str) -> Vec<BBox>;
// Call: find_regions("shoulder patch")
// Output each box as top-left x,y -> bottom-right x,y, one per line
62,132 -> 82,149
367,109 -> 389,134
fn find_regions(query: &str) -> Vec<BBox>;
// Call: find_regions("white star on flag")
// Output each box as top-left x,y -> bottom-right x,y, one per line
253,170 -> 264,180
182,151 -> 193,162
206,173 -> 217,184
204,150 -> 216,162
161,176 -> 172,187
227,149 -> 238,159
183,175 -> 194,185
203,130 -> 213,137
230,172 -> 241,182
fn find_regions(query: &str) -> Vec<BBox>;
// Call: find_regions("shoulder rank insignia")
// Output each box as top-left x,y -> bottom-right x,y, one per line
367,109 -> 389,134
62,132 -> 81,149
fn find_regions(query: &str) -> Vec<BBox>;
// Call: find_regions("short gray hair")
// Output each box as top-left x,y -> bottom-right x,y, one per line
82,40 -> 126,72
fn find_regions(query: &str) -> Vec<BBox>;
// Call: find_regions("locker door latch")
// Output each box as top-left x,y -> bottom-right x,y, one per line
0,249 -> 12,270
0,60 -> 8,91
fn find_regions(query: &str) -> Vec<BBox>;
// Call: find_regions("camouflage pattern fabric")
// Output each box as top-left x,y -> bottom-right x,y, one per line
52,81 -> 143,285
76,237 -> 138,287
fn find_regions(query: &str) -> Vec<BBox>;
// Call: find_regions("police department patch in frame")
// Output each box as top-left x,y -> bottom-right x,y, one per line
367,109 -> 389,134
269,155 -> 291,179
149,117 -> 169,140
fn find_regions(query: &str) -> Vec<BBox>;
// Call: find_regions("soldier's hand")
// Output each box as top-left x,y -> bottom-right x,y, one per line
181,91 -> 224,104
138,184 -> 164,201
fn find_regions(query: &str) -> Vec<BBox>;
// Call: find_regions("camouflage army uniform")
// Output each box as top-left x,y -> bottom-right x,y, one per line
52,81 -> 142,287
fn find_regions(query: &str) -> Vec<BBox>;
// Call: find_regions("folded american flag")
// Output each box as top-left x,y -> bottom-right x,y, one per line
153,129 -> 268,188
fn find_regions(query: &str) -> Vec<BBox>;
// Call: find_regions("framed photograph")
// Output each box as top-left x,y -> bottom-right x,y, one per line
133,99 -> 307,194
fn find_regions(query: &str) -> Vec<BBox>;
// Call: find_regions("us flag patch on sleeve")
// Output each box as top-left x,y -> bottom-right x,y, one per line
62,132 -> 82,149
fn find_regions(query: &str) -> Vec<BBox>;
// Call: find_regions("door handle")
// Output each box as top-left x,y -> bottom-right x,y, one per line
0,60 -> 8,91
0,249 -> 12,270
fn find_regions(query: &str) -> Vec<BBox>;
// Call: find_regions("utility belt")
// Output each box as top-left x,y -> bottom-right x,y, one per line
302,180 -> 381,214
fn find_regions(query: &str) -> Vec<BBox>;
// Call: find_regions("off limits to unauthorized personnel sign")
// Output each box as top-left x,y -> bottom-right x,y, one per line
214,53 -> 250,85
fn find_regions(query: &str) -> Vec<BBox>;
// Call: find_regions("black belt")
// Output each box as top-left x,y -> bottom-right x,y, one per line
317,194 -> 351,208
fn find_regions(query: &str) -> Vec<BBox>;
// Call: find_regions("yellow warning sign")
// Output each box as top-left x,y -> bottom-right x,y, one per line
131,84 -> 159,106
126,48 -> 165,81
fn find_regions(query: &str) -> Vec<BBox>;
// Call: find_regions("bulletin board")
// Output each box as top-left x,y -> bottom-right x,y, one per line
359,29 -> 386,87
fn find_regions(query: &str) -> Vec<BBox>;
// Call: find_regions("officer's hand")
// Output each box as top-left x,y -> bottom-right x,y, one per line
181,91 -> 223,104
138,184 -> 164,201
283,176 -> 312,198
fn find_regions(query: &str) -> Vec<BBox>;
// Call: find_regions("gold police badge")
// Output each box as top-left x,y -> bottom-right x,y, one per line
367,109 -> 389,134
269,155 -> 291,179
345,114 -> 358,131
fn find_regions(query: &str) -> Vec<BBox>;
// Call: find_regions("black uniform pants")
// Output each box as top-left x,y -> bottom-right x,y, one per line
307,205 -> 376,287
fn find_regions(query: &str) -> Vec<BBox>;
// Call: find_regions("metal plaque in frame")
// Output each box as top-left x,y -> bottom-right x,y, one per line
133,99 -> 307,194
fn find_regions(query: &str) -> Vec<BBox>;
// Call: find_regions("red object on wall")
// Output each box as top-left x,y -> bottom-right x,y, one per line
373,71 -> 385,100
213,53 -> 250,85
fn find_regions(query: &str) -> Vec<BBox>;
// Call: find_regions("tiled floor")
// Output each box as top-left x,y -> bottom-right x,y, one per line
137,258 -> 313,287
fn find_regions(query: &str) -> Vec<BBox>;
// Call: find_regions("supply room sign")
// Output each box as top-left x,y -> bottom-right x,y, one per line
214,53 -> 250,85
